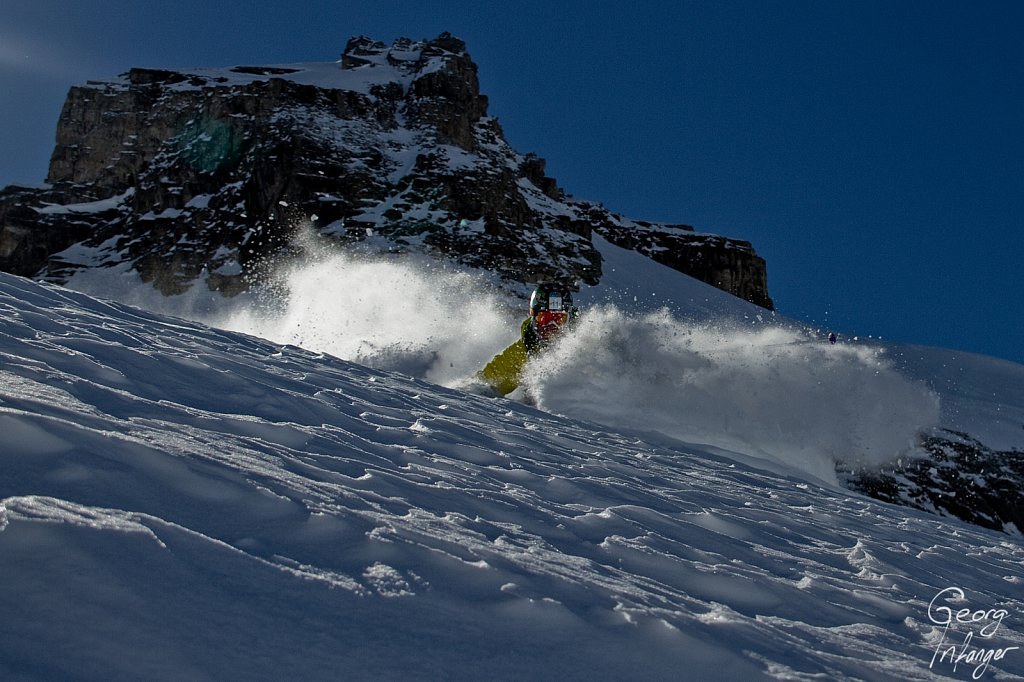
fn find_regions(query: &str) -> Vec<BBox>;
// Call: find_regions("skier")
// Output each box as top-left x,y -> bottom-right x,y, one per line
828,332 -> 837,345
479,282 -> 579,395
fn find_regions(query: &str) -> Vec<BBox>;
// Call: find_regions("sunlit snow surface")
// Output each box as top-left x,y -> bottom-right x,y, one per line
3,245 -> 1023,678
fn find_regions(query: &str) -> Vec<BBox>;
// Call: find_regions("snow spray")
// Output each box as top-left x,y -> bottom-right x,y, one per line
219,235 -> 518,387
520,306 -> 942,484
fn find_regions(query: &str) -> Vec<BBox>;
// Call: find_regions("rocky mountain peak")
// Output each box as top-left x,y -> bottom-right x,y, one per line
341,32 -> 469,72
0,33 -> 772,308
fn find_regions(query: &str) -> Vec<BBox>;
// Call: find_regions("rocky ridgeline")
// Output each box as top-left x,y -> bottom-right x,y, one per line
0,33 -> 772,306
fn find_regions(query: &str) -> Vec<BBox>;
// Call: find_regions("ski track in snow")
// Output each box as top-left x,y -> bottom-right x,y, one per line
1,272 -> 1023,680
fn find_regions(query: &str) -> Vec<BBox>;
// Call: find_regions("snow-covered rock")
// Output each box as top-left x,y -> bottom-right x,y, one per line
0,33 -> 771,306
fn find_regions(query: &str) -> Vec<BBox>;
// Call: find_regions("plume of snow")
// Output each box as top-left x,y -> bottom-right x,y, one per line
520,306 -> 941,484
219,238 -> 518,387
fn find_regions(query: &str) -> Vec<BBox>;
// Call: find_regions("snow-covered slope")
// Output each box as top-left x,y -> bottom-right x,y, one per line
2,263 -> 1022,679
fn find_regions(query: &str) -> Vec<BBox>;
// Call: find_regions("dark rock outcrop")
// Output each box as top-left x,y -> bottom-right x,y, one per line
841,430 -> 1024,534
593,218 -> 772,310
0,33 -> 772,306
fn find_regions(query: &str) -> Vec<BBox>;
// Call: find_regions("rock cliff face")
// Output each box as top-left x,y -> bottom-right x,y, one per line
0,33 -> 772,306
842,431 -> 1024,534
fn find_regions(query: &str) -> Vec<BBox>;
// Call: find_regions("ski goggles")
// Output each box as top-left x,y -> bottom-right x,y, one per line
534,311 -> 569,339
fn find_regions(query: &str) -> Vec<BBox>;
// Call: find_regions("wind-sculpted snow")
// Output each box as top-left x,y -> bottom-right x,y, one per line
523,306 -> 942,485
1,272 -> 1022,680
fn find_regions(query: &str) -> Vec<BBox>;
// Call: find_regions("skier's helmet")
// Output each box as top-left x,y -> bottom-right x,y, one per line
529,283 -> 573,317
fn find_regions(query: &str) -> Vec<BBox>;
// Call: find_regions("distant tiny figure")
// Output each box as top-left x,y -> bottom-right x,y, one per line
828,332 -> 837,345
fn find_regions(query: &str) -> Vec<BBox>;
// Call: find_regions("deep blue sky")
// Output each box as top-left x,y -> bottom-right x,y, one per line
2,1 -> 1021,364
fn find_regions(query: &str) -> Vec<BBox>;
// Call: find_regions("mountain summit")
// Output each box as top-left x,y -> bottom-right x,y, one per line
0,33 -> 771,306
